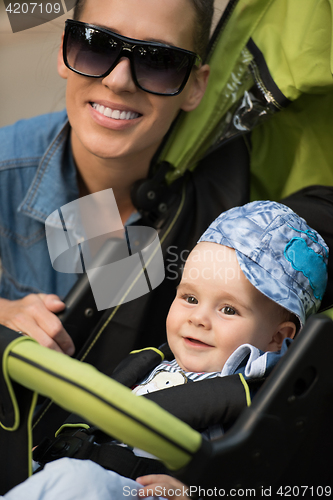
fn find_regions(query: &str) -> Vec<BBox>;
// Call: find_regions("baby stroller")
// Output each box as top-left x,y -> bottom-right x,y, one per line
1,0 -> 333,495
0,315 -> 332,495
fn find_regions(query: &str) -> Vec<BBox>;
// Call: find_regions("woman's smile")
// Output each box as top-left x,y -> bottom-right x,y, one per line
88,100 -> 142,131
91,102 -> 141,121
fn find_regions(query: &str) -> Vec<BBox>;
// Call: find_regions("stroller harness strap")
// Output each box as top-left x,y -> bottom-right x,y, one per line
65,344 -> 253,432
32,346 -> 253,479
0,329 -> 252,491
33,428 -> 168,479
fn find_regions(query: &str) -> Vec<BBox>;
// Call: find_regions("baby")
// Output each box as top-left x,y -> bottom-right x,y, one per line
4,201 -> 328,500
130,199 -> 329,497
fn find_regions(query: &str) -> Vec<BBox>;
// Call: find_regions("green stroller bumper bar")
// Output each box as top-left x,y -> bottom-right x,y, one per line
1,333 -> 203,472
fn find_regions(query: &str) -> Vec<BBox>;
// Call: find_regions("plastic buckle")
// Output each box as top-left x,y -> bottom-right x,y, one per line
33,429 -> 94,465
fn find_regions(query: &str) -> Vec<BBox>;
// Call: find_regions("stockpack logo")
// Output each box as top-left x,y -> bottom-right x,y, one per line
4,0 -> 75,33
45,189 -> 165,311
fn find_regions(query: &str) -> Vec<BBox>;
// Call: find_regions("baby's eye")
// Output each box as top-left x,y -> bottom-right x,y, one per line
221,306 -> 236,315
184,295 -> 198,305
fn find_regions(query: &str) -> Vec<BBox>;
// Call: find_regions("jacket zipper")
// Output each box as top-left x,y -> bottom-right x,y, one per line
247,38 -> 290,110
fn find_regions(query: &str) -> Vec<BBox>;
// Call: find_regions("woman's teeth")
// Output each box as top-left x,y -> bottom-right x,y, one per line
92,103 -> 139,120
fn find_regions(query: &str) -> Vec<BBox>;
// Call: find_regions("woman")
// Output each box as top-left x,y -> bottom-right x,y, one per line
0,0 -> 211,355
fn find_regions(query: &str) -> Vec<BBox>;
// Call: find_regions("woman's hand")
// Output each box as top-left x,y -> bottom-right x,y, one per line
0,294 -> 75,355
136,474 -> 190,499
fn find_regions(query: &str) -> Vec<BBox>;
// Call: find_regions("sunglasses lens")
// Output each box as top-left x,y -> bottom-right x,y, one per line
65,22 -> 196,95
66,25 -> 120,77
134,46 -> 191,94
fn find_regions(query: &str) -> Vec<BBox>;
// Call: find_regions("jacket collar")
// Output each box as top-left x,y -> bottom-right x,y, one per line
18,118 -> 79,227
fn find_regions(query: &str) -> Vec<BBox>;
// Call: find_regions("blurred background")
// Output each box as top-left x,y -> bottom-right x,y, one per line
0,0 -> 228,128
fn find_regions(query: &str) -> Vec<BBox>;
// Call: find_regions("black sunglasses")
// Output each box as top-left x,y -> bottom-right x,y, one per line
63,19 -> 202,96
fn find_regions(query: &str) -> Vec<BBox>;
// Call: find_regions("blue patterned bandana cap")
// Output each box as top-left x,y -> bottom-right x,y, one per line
198,201 -> 329,327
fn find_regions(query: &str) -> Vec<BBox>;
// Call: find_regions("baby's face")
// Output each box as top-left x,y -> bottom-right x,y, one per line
166,242 -> 284,373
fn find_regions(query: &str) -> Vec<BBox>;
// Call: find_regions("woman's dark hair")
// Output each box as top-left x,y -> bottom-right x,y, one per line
190,0 -> 214,59
73,0 -> 214,59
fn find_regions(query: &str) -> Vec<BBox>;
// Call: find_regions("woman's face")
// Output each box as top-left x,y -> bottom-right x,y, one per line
58,0 -> 209,167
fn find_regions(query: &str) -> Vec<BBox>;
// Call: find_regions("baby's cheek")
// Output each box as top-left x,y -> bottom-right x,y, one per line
166,302 -> 180,335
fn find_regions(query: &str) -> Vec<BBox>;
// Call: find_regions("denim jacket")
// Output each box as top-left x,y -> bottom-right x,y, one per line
0,110 -> 80,300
